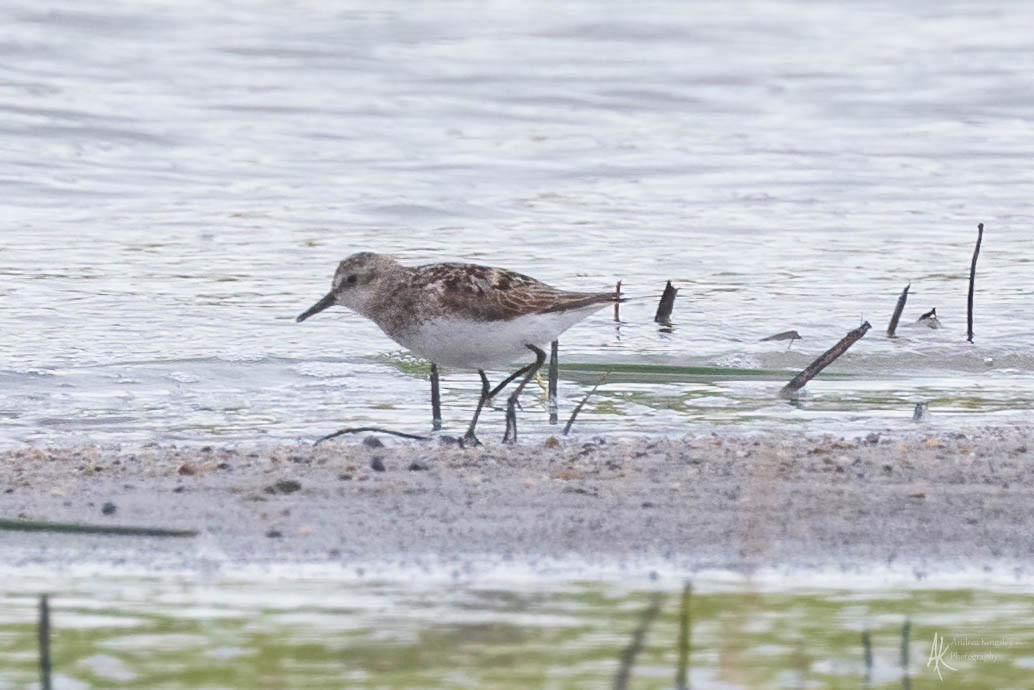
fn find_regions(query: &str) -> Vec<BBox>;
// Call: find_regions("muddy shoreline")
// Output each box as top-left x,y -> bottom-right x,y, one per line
2,427 -> 1032,579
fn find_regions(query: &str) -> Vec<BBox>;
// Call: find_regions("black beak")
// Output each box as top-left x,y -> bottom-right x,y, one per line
296,292 -> 337,322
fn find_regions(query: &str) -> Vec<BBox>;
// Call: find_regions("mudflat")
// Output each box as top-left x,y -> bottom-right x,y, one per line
1,427 -> 1031,577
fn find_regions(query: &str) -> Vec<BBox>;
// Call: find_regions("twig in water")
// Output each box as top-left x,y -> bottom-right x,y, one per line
0,518 -> 197,538
779,321 -> 871,399
967,222 -> 984,343
614,280 -> 622,322
901,619 -> 912,690
913,402 -> 929,421
430,363 -> 442,431
562,373 -> 608,435
862,629 -> 873,690
917,307 -> 940,328
675,582 -> 692,690
315,426 -> 430,446
613,592 -> 663,690
39,595 -> 51,690
654,281 -> 678,328
886,282 -> 910,337
548,340 -> 559,424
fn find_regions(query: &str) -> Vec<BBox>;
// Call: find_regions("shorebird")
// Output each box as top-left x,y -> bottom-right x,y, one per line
297,252 -> 621,445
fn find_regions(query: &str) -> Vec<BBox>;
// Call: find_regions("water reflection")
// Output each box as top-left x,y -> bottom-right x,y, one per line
3,570 -> 1033,688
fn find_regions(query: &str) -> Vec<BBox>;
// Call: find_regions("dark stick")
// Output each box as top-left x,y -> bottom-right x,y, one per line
1,518 -> 196,538
779,321 -> 871,398
862,630 -> 873,689
430,363 -> 442,431
967,222 -> 984,343
614,280 -> 622,321
675,582 -> 692,690
548,340 -> 559,425
654,280 -> 678,326
901,619 -> 912,690
562,374 -> 607,435
315,426 -> 430,446
39,595 -> 52,690
613,593 -> 663,690
886,282 -> 911,337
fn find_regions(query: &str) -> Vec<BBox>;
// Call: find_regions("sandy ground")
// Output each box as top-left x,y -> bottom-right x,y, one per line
1,426 -> 1032,578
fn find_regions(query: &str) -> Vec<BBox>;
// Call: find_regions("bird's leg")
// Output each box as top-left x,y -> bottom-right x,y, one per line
462,370 -> 492,447
430,363 -> 442,432
548,339 -> 559,424
503,344 -> 547,445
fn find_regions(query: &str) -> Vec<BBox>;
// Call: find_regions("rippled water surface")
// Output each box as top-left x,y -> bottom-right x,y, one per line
2,568 -> 1033,689
2,0 -> 1032,446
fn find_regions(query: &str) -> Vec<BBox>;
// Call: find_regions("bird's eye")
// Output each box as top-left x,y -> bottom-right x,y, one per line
346,274 -> 358,285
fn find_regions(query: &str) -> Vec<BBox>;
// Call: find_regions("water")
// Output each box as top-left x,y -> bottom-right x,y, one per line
2,567 -> 1033,689
3,0 -> 1033,446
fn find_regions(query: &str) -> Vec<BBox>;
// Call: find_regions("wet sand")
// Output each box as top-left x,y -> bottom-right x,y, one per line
1,427 -> 1032,578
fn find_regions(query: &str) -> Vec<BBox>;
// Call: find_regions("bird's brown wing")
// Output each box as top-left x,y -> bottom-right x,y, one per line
415,263 -> 617,322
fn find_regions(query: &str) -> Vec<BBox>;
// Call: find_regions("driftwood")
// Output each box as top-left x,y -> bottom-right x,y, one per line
967,223 -> 984,343
779,322 -> 871,398
886,283 -> 910,337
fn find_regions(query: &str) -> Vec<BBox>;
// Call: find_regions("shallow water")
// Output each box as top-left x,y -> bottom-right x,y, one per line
2,0 -> 1033,446
2,567 -> 1033,689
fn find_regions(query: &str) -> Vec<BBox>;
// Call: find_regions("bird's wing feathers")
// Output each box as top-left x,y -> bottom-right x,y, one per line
415,263 -> 615,322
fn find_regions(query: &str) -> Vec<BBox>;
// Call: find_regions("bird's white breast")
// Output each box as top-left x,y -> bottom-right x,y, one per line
389,307 -> 604,369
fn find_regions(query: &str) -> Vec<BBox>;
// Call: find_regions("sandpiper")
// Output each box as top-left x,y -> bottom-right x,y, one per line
296,252 -> 621,444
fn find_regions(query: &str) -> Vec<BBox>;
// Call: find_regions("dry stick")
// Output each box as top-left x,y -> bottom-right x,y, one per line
886,282 -> 911,337
967,222 -> 984,343
39,595 -> 51,690
547,340 -> 559,424
315,426 -> 429,446
430,364 -> 442,431
562,373 -> 608,435
779,321 -> 871,399
675,582 -> 692,690
654,280 -> 678,326
613,593 -> 664,690
0,518 -> 197,538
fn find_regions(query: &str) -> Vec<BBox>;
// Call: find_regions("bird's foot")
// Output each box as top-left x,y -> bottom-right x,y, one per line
460,431 -> 483,448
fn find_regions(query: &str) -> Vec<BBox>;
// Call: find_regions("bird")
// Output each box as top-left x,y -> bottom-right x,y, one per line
296,252 -> 621,445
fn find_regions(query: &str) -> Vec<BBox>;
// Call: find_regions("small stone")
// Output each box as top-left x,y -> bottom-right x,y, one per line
178,464 -> 196,476
264,479 -> 302,495
101,502 -> 117,516
408,461 -> 428,472
266,529 -> 283,538
363,436 -> 385,449
371,457 -> 386,472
